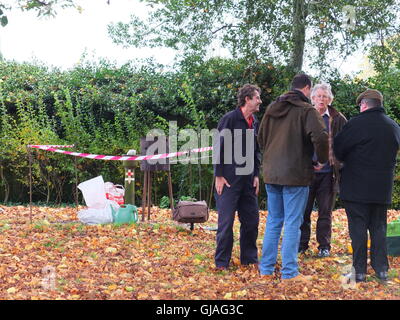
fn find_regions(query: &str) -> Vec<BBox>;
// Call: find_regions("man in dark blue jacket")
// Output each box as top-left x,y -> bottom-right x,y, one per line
334,89 -> 400,282
213,84 -> 262,270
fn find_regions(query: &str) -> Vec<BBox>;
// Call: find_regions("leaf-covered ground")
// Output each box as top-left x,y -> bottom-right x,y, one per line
0,204 -> 399,300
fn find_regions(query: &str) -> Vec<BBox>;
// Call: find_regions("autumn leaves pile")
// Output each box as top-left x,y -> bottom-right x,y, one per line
0,205 -> 399,300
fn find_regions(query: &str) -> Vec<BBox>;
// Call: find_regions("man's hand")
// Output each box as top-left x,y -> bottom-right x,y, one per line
314,162 -> 326,171
253,176 -> 259,195
215,176 -> 231,195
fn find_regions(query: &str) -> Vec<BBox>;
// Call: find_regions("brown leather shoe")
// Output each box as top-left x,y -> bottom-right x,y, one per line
282,274 -> 312,282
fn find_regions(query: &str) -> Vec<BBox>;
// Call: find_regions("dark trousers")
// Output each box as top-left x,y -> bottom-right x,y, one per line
215,176 -> 259,268
300,172 -> 334,250
343,201 -> 389,274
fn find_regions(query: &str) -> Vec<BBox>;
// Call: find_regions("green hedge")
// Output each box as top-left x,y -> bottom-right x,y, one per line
0,58 -> 399,208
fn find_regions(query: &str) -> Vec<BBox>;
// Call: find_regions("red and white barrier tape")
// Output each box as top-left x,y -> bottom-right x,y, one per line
27,145 -> 213,161
27,144 -> 75,148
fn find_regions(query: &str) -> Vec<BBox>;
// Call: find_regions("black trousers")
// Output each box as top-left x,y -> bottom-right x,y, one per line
214,176 -> 259,268
300,172 -> 334,250
343,201 -> 389,274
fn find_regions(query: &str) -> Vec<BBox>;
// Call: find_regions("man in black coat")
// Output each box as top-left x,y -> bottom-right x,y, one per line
213,84 -> 262,270
334,89 -> 400,282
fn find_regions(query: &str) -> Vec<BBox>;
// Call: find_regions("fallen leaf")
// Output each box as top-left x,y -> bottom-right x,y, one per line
108,284 -> 118,291
235,290 -> 247,297
105,247 -> 117,254
224,292 -> 232,299
7,287 -> 16,294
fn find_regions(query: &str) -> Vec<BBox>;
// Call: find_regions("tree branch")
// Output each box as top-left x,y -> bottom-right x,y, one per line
212,24 -> 239,35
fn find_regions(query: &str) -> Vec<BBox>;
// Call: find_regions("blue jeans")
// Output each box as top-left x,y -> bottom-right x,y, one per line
259,184 -> 309,279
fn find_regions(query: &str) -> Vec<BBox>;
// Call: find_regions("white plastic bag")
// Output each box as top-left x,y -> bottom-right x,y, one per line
78,176 -> 107,209
77,200 -> 119,225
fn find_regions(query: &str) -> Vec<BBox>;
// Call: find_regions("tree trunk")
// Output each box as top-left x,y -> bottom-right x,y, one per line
289,0 -> 307,72
0,164 -> 9,203
46,181 -> 51,204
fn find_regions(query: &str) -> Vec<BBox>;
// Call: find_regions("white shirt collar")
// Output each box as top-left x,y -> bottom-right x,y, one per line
322,107 -> 330,117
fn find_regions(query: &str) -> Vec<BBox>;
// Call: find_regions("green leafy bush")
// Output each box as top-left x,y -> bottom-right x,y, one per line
1,57 -> 400,208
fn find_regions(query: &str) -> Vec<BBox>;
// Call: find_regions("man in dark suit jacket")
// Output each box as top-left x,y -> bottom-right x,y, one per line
213,84 -> 262,270
334,89 -> 400,282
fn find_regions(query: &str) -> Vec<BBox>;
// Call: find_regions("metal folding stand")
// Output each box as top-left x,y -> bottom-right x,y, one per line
140,136 -> 173,222
142,170 -> 174,221
141,170 -> 152,221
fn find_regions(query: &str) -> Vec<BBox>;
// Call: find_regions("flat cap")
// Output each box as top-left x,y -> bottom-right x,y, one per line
356,89 -> 383,105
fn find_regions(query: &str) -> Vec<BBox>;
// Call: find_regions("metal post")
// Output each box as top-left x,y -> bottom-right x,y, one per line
122,149 -> 137,206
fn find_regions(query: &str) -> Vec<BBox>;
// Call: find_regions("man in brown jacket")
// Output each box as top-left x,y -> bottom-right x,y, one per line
258,74 -> 328,282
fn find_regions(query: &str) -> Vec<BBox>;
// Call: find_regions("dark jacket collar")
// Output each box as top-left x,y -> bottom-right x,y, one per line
354,107 -> 386,118
266,90 -> 311,118
293,89 -> 311,103
235,107 -> 258,124
276,89 -> 311,105
362,106 -> 385,114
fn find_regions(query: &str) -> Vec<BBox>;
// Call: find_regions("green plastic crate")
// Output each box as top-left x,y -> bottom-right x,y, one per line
387,236 -> 400,256
387,221 -> 400,237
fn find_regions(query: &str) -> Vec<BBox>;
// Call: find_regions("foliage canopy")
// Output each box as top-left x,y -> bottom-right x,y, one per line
108,0 -> 400,72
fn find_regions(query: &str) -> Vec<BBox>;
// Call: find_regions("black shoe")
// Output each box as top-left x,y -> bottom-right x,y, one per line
317,248 -> 330,258
355,273 -> 367,283
215,266 -> 228,271
344,272 -> 366,283
375,271 -> 388,282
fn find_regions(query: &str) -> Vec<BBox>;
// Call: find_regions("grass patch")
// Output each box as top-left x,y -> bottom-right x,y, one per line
194,254 -> 208,261
175,225 -> 188,233
88,252 -> 98,259
0,221 -> 11,232
196,265 -> 209,273
42,238 -> 65,249
388,269 -> 399,279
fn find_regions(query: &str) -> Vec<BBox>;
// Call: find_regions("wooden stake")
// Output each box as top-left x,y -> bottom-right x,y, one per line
142,171 -> 147,222
27,146 -> 33,224
168,170 -> 174,211
198,163 -> 201,201
147,171 -> 152,220
74,156 -> 79,208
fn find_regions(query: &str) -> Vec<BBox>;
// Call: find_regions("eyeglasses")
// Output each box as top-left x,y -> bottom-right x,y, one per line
314,95 -> 330,99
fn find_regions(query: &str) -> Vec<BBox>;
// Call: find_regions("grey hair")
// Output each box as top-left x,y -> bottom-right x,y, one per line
311,82 -> 334,101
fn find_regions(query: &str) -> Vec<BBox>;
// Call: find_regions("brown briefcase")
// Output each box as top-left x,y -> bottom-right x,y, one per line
173,200 -> 209,224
